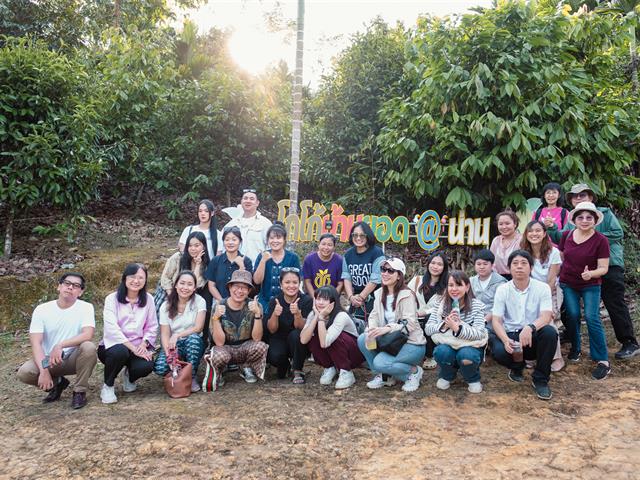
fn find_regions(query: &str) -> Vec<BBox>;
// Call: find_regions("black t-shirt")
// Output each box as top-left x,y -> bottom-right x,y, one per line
266,292 -> 313,339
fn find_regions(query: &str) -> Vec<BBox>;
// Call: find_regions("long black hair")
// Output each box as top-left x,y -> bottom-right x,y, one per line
314,285 -> 345,328
195,199 -> 218,256
166,270 -> 197,320
180,231 -> 210,277
116,263 -> 148,307
422,251 -> 449,301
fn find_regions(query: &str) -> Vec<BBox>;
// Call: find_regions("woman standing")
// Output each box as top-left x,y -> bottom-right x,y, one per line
425,271 -> 487,394
178,199 -> 220,259
342,221 -> 385,331
357,258 -> 426,392
520,221 -> 564,371
302,233 -> 344,296
265,269 -> 313,383
559,202 -> 611,380
407,251 -> 449,369
300,286 -> 363,389
206,226 -> 253,301
99,263 -> 157,404
253,222 -> 300,314
154,271 -> 206,392
490,210 -> 522,280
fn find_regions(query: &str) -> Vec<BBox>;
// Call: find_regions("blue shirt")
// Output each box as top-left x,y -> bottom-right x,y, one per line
205,253 -> 254,299
254,250 -> 301,313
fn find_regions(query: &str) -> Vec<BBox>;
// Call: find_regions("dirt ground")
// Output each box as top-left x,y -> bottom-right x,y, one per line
1,337 -> 639,480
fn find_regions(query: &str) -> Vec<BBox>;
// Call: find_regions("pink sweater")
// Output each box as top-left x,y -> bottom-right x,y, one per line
102,292 -> 158,349
490,233 -> 523,275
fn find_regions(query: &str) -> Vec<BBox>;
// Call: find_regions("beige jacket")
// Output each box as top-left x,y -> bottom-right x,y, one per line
407,275 -> 442,318
368,288 -> 426,345
160,252 -> 207,291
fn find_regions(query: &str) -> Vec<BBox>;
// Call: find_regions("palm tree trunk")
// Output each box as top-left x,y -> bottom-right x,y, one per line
3,208 -> 14,258
289,0 -> 305,219
630,24 -> 638,94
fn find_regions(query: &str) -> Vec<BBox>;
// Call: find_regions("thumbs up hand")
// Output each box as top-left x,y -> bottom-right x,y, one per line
290,297 -> 300,315
581,265 -> 592,281
274,298 -> 283,316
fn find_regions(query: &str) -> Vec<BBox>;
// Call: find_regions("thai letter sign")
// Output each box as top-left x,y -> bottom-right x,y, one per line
276,199 -> 490,251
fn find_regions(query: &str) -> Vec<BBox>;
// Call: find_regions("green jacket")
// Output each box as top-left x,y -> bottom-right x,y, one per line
547,207 -> 624,267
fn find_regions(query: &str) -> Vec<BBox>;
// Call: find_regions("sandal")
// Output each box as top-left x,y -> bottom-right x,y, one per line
292,371 -> 306,384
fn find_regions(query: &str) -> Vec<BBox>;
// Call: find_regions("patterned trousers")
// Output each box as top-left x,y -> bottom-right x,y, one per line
209,341 -> 269,380
154,334 -> 205,378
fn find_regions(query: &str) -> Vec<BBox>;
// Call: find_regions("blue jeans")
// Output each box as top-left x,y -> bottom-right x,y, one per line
357,333 -> 426,381
560,283 -> 608,362
433,344 -> 483,383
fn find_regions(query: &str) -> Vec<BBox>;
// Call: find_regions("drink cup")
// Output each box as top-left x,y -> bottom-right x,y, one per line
365,334 -> 377,350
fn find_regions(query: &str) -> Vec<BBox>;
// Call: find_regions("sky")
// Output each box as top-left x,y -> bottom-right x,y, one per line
177,0 -> 494,87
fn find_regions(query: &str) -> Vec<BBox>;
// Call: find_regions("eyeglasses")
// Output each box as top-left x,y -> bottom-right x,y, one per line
351,233 -> 367,239
574,192 -> 590,199
242,188 -> 257,194
281,267 -> 300,273
380,267 -> 398,274
575,215 -> 595,222
61,280 -> 83,289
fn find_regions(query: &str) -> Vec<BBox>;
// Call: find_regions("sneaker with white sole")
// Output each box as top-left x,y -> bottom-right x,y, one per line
319,366 -> 337,385
191,378 -> 201,392
436,378 -> 451,390
402,366 -> 424,392
240,367 -> 258,383
366,374 -> 397,389
467,381 -> 483,394
335,369 -> 356,389
423,357 -> 438,370
121,368 -> 137,393
100,384 -> 118,404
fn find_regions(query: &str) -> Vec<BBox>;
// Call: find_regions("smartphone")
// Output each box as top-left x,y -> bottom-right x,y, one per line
41,355 -> 50,369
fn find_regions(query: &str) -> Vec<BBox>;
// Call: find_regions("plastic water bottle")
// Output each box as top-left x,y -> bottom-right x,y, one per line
452,298 -> 460,315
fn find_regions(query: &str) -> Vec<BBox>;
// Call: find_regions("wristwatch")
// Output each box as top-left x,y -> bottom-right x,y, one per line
528,323 -> 537,334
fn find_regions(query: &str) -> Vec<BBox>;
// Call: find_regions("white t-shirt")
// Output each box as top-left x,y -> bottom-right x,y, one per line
305,311 -> 358,347
492,279 -> 553,332
224,212 -> 272,263
179,225 -> 222,259
531,247 -> 562,283
29,299 -> 95,356
384,295 -> 395,325
477,276 -> 491,291
159,294 -> 206,335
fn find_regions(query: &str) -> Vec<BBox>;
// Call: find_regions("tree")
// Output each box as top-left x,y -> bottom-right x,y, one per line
289,0 -> 305,217
376,1 -> 638,216
0,38 -> 104,257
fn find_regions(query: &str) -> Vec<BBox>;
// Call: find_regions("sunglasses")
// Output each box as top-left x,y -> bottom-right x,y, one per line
242,188 -> 257,194
281,267 -> 300,273
380,266 -> 398,274
351,233 -> 367,239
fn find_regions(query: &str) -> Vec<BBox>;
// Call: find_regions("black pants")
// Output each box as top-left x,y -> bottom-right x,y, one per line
490,326 -> 557,384
97,344 -> 154,386
198,286 -> 214,349
266,329 -> 308,378
601,266 -> 637,346
418,317 -> 435,358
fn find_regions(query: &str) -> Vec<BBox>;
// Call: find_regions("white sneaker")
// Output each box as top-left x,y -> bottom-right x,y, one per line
319,366 -> 337,385
402,366 -> 424,392
468,381 -> 483,394
423,357 -> 438,370
121,368 -> 137,392
366,374 -> 397,389
436,378 -> 451,390
100,384 -> 118,404
240,367 -> 258,383
191,378 -> 201,392
335,369 -> 356,389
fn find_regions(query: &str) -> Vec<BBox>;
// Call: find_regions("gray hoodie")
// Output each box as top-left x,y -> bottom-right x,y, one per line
470,272 -> 507,317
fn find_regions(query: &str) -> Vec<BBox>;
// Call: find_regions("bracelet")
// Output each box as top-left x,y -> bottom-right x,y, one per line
254,316 -> 263,320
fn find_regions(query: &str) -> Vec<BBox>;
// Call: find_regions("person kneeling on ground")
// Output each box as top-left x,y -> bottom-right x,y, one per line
300,285 -> 364,389
425,270 -> 488,394
207,270 -> 267,389
154,271 -> 206,393
357,257 -> 427,393
98,263 -> 158,404
17,272 -> 97,409
265,268 -> 313,383
491,250 -> 558,400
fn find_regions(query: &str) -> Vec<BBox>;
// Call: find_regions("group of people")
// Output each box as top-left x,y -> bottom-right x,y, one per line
17,183 -> 637,408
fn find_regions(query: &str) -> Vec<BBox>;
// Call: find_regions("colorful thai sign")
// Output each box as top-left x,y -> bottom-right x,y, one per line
277,199 -> 491,252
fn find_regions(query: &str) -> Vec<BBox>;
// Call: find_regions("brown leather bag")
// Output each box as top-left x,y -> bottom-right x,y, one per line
163,350 -> 192,398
